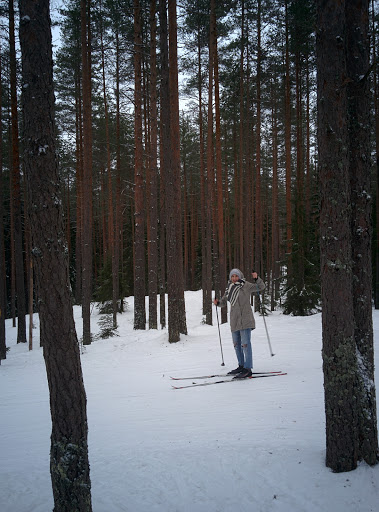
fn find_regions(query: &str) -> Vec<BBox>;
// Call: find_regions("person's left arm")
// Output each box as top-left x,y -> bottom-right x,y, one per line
242,272 -> 265,293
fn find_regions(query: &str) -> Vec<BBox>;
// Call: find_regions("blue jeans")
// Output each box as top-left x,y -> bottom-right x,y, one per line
232,328 -> 253,369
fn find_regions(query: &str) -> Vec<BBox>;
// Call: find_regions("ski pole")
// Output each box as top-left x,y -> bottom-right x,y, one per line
214,302 -> 225,366
257,290 -> 275,357
252,269 -> 275,357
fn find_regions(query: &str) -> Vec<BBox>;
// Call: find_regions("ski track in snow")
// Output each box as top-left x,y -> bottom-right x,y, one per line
1,290 -> 379,512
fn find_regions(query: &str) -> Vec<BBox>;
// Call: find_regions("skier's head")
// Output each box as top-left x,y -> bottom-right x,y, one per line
229,268 -> 243,282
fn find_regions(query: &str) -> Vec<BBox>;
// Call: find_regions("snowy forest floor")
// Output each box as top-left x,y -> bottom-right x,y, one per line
1,290 -> 379,512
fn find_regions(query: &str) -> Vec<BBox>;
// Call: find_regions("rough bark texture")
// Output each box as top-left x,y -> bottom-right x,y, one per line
167,0 -> 187,341
317,0 -> 378,472
284,0 -> 292,262
317,0 -> 358,472
133,0 -> 146,330
148,0 -> 158,330
19,0 -> 92,509
9,0 -> 27,344
80,0 -> 93,344
0,51 -> 5,361
346,0 -> 378,465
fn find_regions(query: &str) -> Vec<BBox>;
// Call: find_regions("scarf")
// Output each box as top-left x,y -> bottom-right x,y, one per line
226,278 -> 245,306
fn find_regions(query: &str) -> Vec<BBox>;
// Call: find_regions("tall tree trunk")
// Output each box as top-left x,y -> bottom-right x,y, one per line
271,81 -> 280,311
317,0 -> 378,472
284,0 -> 292,267
318,0 -> 356,472
295,50 -> 305,289
113,29 -> 121,328
213,1 -> 227,324
9,0 -> 27,344
75,69 -> 83,305
346,0 -> 378,465
372,0 -> 379,308
167,0 -> 187,341
205,0 -> 215,326
197,32 -> 207,316
0,50 -> 6,361
19,1 -> 92,508
133,0 -> 146,330
80,0 -> 93,344
255,0 -> 262,275
159,0 -> 170,331
148,0 -> 158,329
238,0 -> 245,270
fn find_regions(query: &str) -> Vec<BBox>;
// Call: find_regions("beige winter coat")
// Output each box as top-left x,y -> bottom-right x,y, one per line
218,277 -> 265,332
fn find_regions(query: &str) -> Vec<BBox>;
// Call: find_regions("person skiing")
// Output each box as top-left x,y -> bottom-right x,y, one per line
214,268 -> 265,379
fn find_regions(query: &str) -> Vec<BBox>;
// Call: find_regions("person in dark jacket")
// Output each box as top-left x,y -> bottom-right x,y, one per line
214,268 -> 265,379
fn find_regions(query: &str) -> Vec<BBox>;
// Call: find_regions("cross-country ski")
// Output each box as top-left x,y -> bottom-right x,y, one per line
171,372 -> 287,389
170,370 -> 284,380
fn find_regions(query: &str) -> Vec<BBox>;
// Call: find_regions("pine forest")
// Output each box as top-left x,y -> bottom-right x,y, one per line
1,0 -> 379,508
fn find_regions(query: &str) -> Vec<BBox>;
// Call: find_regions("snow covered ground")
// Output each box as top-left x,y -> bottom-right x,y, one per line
1,290 -> 379,512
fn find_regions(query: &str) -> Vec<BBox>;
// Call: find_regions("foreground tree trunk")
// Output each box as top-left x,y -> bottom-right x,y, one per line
19,1 -> 92,509
317,0 -> 378,472
346,0 -> 378,465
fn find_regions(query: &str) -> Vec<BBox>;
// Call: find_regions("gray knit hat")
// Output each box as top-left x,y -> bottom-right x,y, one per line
229,268 -> 243,280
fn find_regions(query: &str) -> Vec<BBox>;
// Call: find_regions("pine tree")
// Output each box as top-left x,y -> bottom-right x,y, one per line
19,0 -> 92,507
317,0 -> 378,472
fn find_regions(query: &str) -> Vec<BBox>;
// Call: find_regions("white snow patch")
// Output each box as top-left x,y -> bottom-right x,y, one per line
1,291 -> 378,511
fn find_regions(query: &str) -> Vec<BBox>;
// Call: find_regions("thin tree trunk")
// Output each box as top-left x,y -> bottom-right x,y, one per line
213,1 -> 227,324
19,1 -> 92,507
205,0 -> 215,326
197,32 -> 207,315
133,0 -> 146,330
159,0 -> 169,330
271,81 -> 279,311
148,0 -> 158,329
284,0 -> 292,266
80,0 -> 93,344
0,50 -> 6,361
113,29 -> 121,328
9,0 -> 26,344
75,69 -> 83,304
255,0 -> 262,275
167,0 -> 187,340
238,0 -> 245,270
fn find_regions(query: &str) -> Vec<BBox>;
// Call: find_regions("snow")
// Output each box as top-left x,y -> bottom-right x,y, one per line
1,290 -> 379,512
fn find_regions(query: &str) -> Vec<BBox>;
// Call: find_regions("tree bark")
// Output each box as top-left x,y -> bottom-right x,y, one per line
167,0 -> 187,341
0,50 -> 6,361
213,1 -> 227,324
284,0 -> 292,265
133,0 -> 146,330
80,0 -> 93,344
9,0 -> 27,344
148,0 -> 158,330
19,1 -> 92,508
317,0 -> 378,472
346,0 -> 378,465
